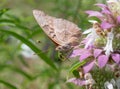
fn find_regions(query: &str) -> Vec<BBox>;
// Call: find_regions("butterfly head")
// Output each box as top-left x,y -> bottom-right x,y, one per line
56,43 -> 73,52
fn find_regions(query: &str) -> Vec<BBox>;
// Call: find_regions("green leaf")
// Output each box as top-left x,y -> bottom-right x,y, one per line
0,19 -> 31,31
72,70 -> 80,78
5,14 -> 21,22
0,29 -> 57,71
0,19 -> 31,36
0,80 -> 17,89
0,8 -> 9,16
0,19 -> 14,23
0,65 -> 32,80
69,60 -> 87,74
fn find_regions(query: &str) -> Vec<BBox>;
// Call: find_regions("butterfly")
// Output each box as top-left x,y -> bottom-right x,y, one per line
33,10 -> 81,60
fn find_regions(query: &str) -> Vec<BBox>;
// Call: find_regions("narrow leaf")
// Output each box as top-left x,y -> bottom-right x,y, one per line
0,29 -> 57,70
0,80 -> 17,89
0,65 -> 32,80
0,8 -> 9,16
69,60 -> 87,74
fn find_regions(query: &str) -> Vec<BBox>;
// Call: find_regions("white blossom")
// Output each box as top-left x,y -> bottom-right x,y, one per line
83,27 -> 99,49
104,29 -> 114,56
104,81 -> 114,89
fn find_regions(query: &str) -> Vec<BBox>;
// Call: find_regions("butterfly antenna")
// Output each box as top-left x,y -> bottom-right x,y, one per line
33,48 -> 50,55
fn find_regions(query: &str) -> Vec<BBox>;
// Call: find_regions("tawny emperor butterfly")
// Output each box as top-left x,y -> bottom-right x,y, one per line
33,10 -> 81,59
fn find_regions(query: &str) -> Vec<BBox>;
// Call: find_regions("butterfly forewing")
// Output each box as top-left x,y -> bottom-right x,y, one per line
33,10 -> 62,45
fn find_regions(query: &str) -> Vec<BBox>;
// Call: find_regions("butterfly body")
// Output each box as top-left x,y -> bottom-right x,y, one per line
33,10 -> 81,59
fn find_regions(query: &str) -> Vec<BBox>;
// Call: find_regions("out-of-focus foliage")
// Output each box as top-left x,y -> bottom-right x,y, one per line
0,0 -> 105,89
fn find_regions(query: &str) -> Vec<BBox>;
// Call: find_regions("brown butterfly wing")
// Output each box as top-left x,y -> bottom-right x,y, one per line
33,10 -> 62,45
53,18 -> 81,46
33,10 -> 81,47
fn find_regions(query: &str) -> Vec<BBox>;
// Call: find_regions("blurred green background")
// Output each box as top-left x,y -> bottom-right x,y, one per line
0,0 -> 105,89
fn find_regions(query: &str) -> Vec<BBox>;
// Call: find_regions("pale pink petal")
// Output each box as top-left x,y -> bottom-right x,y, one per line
70,49 -> 86,58
67,78 -> 86,86
85,10 -> 103,18
101,21 -> 114,29
83,61 -> 95,73
111,53 -> 120,64
117,16 -> 120,24
95,3 -> 108,8
81,38 -> 89,44
79,51 -> 92,61
87,44 -> 95,50
98,55 -> 109,68
95,3 -> 111,14
101,9 -> 111,14
94,49 -> 102,58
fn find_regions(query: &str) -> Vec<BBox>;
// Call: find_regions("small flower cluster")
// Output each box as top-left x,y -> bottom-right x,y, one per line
67,0 -> 120,88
